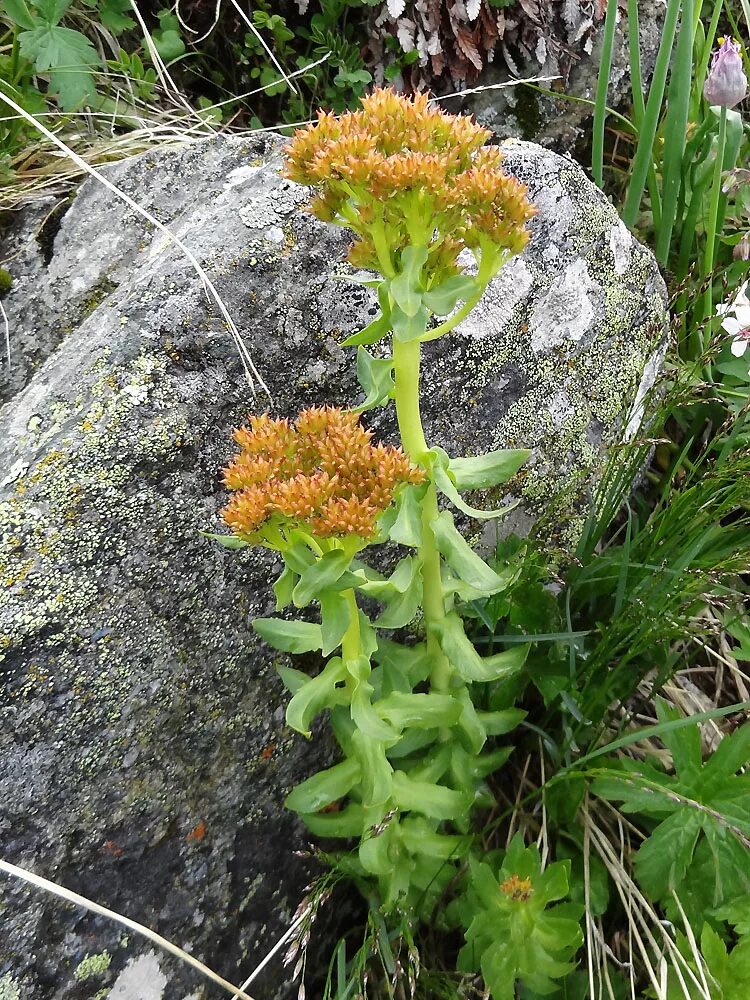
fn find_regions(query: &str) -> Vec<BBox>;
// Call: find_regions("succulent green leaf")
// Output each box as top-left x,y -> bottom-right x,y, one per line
376,691 -> 463,730
276,665 -> 309,695
391,302 -> 428,342
201,530 -> 249,550
448,447 -> 531,490
375,559 -> 422,628
431,510 -> 512,594
340,311 -> 391,347
300,803 -> 366,838
359,821 -> 396,875
292,548 -> 352,607
354,346 -> 394,411
348,657 -> 400,741
389,245 -> 428,317
431,448 -> 518,519
391,770 -> 472,821
273,566 -> 296,611
423,274 -> 478,315
253,617 -> 323,654
383,483 -> 426,547
351,730 -> 393,807
285,756 -> 361,813
319,589 -> 351,655
284,656 -> 348,737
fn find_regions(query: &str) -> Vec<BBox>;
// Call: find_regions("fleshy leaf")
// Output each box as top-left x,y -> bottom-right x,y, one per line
376,691 -> 463,730
448,448 -> 531,490
293,548 -> 353,607
423,274 -> 478,315
431,510 -> 512,594
354,346 -> 395,412
285,757 -> 361,813
391,770 -> 472,820
253,617 -> 323,654
201,531 -> 249,550
341,311 -> 391,347
284,656 -> 348,737
431,448 -> 518,519
320,589 -> 351,655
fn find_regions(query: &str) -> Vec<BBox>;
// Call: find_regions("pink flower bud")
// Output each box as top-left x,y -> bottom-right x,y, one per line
704,38 -> 748,109
734,233 -> 750,261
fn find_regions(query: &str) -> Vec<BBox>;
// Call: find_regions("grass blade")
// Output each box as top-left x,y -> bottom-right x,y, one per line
655,0 -> 695,263
592,0 -> 619,188
622,0 -> 683,227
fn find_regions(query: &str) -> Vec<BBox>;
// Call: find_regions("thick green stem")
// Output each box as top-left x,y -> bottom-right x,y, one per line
341,589 -> 361,664
391,338 -> 452,693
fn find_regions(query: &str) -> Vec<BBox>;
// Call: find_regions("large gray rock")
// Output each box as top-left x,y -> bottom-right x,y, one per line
0,133 -> 666,999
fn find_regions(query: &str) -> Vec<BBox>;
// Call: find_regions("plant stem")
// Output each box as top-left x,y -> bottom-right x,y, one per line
391,337 -> 452,693
702,106 -> 727,339
341,589 -> 361,664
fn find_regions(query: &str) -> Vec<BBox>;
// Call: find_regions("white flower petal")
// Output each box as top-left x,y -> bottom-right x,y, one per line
730,338 -> 749,357
721,317 -> 742,336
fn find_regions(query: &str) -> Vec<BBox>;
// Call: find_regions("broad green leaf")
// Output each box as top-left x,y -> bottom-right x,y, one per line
391,770 -> 472,820
359,821 -> 396,875
376,691 -> 462,730
636,810 -> 716,904
476,642 -> 531,681
387,483 -> 426,547
253,617 -> 323,654
201,530 -> 248,550
276,665 -> 308,695
706,722 -> 750,780
348,657 -> 400,741
282,537 -> 317,574
273,566 -> 296,611
373,637 -> 432,689
292,548 -> 352,607
399,817 -> 466,859
389,245 -> 428,316
4,0 -> 36,29
431,449 -> 518,519
453,685 -> 487,754
391,303 -> 428,342
351,729 -> 393,806
284,656 -> 348,737
300,802 -> 366,838
423,274 -> 478,315
655,698 -> 702,776
19,25 -> 98,110
320,589 -> 351,655
430,612 -> 485,681
354,346 -> 394,412
31,0 -> 72,22
357,555 -> 416,599
375,559 -> 422,628
448,447 -> 531,490
152,10 -> 185,61
478,707 -> 526,735
431,510 -> 511,594
96,0 -> 135,33
340,311 -> 391,347
285,756 -> 360,813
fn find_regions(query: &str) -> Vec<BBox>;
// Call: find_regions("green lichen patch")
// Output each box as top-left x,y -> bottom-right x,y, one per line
74,951 -> 112,981
0,974 -> 20,1000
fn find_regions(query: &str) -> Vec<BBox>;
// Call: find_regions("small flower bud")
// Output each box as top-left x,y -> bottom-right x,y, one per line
734,233 -> 750,261
703,37 -> 748,109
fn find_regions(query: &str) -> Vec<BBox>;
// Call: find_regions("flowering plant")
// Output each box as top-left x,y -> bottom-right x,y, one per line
213,89 -> 580,997
717,280 -> 750,362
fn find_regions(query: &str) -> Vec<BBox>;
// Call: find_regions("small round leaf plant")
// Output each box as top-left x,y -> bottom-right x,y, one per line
213,89 -> 578,995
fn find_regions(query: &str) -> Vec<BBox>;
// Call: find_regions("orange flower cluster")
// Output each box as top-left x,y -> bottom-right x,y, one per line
499,874 -> 534,902
284,88 -> 536,272
222,408 -> 425,541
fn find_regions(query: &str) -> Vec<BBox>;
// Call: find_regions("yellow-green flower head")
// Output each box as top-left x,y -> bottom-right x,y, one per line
283,88 -> 536,274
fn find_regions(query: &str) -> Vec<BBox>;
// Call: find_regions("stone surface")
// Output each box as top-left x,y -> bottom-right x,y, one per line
463,0 -> 666,154
0,133 -> 666,998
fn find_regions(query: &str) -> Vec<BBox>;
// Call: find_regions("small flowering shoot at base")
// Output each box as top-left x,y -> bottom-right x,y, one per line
211,88 -> 583,997
449,835 -> 583,1000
